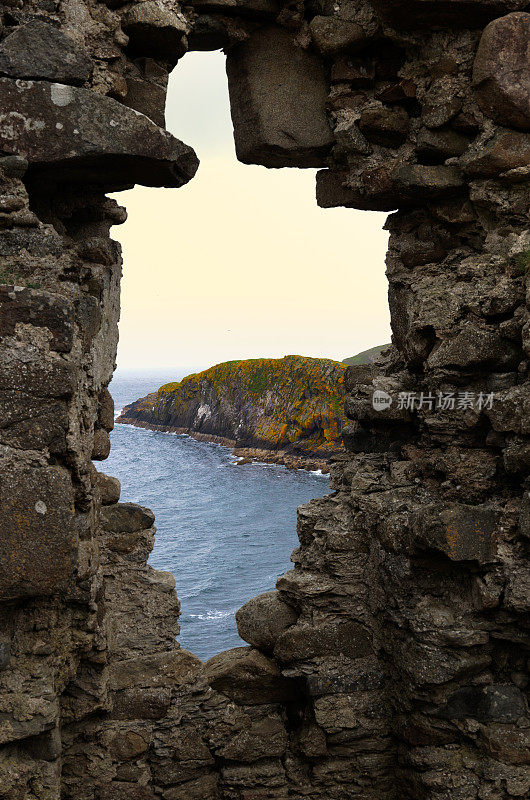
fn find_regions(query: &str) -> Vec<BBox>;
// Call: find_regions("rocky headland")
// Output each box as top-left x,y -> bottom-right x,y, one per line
117,355 -> 348,471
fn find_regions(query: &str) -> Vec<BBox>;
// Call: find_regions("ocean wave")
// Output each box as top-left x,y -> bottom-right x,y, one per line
189,609 -> 233,621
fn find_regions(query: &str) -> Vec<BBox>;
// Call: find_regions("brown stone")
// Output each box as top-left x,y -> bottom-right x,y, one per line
215,716 -> 288,761
92,428 -> 111,460
100,502 -> 155,533
204,646 -> 301,704
235,591 -> 298,653
98,784 -> 154,800
98,387 -> 115,431
462,129 -> 530,176
0,465 -> 77,600
162,774 -> 219,800
274,620 -> 373,662
109,730 -> 150,761
309,16 -> 366,58
97,472 -> 121,505
473,12 -> 530,131
226,26 -> 333,167
414,503 -> 500,563
359,105 -> 410,147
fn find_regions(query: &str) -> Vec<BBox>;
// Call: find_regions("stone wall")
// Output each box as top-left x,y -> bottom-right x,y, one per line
0,1 -> 528,799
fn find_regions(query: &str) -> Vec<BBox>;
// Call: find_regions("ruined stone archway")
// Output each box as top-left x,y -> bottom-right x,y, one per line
0,2 -> 529,799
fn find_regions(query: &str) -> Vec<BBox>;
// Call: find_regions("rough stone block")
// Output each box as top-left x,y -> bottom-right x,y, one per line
98,387 -> 115,432
190,0 -> 279,14
215,716 -> 288,762
226,26 -> 334,167
309,16 -> 366,57
122,2 -> 188,62
235,591 -> 298,653
274,620 -> 373,662
473,12 -> 530,131
100,502 -> 155,533
438,684 -> 527,723
0,20 -> 93,85
123,76 -> 166,128
415,503 -> 499,563
97,472 -> 121,505
0,464 -> 77,600
0,391 -> 68,453
0,79 -> 198,190
0,286 -> 74,352
204,646 -> 301,704
92,428 -> 111,461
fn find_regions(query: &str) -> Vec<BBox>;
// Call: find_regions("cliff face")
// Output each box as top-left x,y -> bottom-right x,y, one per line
0,1 -> 529,800
118,356 -> 347,463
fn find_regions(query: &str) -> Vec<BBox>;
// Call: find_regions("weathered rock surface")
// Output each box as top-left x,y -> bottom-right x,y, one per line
235,591 -> 298,652
473,12 -> 530,131
121,1 -> 189,62
0,79 -> 198,189
225,26 -> 334,167
0,21 -> 94,86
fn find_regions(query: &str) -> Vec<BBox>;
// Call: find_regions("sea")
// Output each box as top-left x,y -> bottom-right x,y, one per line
105,369 -> 329,661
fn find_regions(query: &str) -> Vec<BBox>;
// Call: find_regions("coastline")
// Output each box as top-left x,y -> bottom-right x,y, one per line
116,417 -> 333,474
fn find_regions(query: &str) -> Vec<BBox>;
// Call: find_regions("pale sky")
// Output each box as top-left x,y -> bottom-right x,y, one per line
112,51 -> 391,371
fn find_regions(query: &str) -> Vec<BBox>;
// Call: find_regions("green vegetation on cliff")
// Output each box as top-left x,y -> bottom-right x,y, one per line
118,355 -> 348,460
342,344 -> 389,366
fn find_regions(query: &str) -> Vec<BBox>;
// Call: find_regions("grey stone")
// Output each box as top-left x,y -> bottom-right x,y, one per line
427,324 -> 520,371
0,79 -> 198,190
235,591 -> 298,653
190,0 -> 280,14
226,26 -> 334,167
122,2 -> 188,62
0,21 -> 93,85
92,428 -> 111,460
122,76 -> 166,127
393,164 -> 465,198
473,12 -> 530,131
